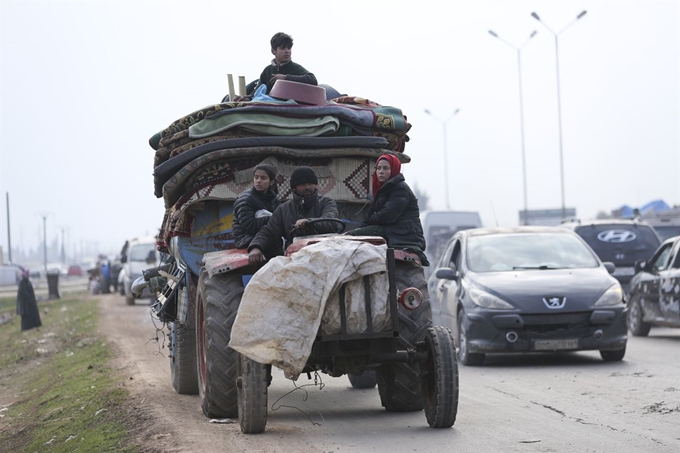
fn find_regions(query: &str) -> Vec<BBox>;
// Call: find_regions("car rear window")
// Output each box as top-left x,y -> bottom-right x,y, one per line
574,224 -> 660,265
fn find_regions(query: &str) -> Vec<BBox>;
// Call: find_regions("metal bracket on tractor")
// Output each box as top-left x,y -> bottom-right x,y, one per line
133,260 -> 186,323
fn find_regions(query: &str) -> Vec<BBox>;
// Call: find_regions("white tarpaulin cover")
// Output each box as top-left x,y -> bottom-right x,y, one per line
229,238 -> 389,380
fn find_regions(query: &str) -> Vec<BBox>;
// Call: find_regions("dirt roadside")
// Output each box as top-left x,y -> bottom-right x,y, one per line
98,291 -> 680,453
97,293 -> 319,453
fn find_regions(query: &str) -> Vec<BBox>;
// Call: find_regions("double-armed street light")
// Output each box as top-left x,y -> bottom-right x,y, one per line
424,108 -> 461,210
488,29 -> 537,225
531,10 -> 588,219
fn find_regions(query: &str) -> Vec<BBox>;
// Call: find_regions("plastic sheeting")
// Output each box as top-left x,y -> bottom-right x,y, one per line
229,238 -> 389,380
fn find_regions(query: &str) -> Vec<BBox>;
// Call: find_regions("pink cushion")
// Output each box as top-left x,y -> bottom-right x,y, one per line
270,80 -> 327,105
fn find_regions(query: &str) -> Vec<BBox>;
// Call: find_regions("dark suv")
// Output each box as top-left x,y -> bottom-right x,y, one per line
561,219 -> 661,292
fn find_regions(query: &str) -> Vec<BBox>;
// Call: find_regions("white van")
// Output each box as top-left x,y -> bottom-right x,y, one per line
0,265 -> 22,286
421,211 -> 482,277
120,236 -> 160,305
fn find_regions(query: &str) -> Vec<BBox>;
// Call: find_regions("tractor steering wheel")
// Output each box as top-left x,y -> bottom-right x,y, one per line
303,218 -> 347,234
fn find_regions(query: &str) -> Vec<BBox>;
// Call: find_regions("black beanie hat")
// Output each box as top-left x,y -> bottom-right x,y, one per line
289,166 -> 318,188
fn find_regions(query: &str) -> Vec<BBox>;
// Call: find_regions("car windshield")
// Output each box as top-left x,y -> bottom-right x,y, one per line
466,233 -> 600,272
129,243 -> 157,262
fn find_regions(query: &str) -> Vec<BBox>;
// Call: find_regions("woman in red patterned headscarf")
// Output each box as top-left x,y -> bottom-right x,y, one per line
352,154 -> 427,257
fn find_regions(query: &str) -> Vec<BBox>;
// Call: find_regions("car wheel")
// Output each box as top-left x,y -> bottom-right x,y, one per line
457,311 -> 484,366
628,297 -> 651,337
600,347 -> 626,362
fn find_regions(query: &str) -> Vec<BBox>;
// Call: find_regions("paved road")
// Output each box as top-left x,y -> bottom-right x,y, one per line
98,293 -> 680,453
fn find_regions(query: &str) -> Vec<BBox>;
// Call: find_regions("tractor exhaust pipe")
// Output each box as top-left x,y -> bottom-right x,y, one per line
131,276 -> 149,298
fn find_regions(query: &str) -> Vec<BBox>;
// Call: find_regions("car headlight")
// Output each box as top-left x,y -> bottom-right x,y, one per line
594,283 -> 623,306
468,287 -> 515,310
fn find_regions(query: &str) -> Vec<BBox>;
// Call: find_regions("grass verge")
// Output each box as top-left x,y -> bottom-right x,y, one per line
0,295 -> 138,453
0,296 -> 15,316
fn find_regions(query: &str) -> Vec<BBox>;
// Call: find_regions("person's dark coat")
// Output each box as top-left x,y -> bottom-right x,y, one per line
233,187 -> 281,253
364,173 -> 426,250
16,276 -> 42,331
258,60 -> 317,94
248,191 -> 340,256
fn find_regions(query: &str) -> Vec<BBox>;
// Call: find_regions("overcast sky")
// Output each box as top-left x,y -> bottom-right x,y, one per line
1,0 -> 678,259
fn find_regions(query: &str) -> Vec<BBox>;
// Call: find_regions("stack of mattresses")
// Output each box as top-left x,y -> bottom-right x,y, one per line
148,96 -> 412,252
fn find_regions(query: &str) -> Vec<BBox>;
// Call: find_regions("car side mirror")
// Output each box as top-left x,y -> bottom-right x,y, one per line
120,256 -> 127,264
435,265 -> 459,281
634,259 -> 645,274
602,262 -> 615,275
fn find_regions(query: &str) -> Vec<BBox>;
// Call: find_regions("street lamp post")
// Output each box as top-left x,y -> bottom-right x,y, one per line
531,10 -> 587,219
488,29 -> 537,225
424,108 -> 460,210
42,214 -> 48,275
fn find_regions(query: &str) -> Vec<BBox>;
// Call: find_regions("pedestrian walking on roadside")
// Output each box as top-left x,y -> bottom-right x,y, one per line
16,269 -> 42,331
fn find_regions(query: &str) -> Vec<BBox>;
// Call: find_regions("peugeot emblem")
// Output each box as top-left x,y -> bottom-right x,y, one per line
543,296 -> 566,309
597,230 -> 636,243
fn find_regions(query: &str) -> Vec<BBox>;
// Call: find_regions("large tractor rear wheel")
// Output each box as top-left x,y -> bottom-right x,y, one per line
377,261 -> 432,412
197,269 -> 241,418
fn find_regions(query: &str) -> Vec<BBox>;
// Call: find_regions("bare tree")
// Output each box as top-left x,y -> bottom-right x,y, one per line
413,184 -> 430,211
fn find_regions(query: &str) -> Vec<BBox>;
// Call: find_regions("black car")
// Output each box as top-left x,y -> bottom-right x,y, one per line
561,219 -> 661,292
428,227 -> 628,366
627,235 -> 680,336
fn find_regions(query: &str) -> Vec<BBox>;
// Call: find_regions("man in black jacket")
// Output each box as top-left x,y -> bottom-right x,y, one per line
248,166 -> 340,265
258,32 -> 317,94
229,33 -> 317,102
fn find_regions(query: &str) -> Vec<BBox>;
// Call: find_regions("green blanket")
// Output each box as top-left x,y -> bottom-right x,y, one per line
189,112 -> 340,138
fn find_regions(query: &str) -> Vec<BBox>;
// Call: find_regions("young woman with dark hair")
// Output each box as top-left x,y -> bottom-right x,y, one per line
232,164 -> 282,255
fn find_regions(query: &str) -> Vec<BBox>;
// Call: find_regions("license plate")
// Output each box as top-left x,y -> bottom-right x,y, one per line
613,267 -> 635,277
534,339 -> 579,351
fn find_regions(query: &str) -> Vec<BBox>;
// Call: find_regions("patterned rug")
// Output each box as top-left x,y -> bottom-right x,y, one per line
157,154 -> 383,250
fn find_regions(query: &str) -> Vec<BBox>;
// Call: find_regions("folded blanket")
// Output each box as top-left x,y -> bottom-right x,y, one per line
153,136 -> 390,197
189,112 -> 339,139
149,101 -> 411,149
